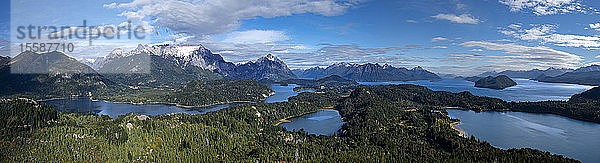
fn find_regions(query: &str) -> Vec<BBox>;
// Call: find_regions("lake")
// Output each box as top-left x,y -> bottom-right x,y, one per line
45,84 -> 308,118
447,109 -> 600,163
279,110 -> 344,136
44,98 -> 243,118
359,79 -> 594,102
265,84 -> 314,103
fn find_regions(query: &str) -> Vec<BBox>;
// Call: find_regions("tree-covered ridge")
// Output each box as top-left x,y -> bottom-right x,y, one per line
474,75 -> 517,89
570,87 -> 600,103
99,79 -> 274,107
358,84 -> 600,123
172,79 -> 274,106
1,85 -> 577,162
279,75 -> 358,88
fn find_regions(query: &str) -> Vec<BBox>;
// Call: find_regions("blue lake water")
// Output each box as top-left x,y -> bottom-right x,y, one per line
265,84 -> 314,103
44,98 -> 242,118
279,110 -> 344,136
45,84 -> 307,118
447,109 -> 600,163
359,79 -> 594,102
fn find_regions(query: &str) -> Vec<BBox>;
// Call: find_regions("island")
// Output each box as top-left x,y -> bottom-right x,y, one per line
474,75 -> 517,89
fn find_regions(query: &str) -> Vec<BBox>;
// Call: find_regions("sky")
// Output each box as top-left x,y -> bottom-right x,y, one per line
1,0 -> 600,76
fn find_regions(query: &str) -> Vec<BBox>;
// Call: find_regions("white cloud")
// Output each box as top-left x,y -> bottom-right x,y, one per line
103,2 -> 117,8
501,24 -> 600,48
406,20 -> 418,23
431,14 -> 480,24
469,49 -> 484,52
431,37 -> 449,42
223,30 -> 289,44
590,23 -> 600,32
106,0 -> 365,38
428,46 -> 448,49
596,55 -> 600,58
460,41 -> 583,68
499,0 -> 590,15
508,24 -> 521,29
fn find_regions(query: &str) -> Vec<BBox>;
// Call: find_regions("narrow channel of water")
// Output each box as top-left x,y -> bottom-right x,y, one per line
45,84 -> 308,118
279,110 -> 344,136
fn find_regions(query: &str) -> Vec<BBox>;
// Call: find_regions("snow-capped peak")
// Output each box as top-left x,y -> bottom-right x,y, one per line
257,54 -> 283,63
264,54 -> 276,61
412,66 -> 425,71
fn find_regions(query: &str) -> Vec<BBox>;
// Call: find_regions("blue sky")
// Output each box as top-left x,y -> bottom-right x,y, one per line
2,0 -> 600,75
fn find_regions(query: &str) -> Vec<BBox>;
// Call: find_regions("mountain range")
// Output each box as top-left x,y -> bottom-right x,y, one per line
89,44 -> 296,84
0,51 -> 123,99
465,65 -> 600,86
474,67 -> 573,79
293,62 -> 441,82
536,65 -> 600,86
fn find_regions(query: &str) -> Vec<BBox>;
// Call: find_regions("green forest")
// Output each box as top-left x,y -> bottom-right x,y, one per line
0,84 -> 578,162
97,79 -> 274,107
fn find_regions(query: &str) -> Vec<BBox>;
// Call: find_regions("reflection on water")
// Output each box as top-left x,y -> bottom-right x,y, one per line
359,79 -> 594,102
45,84 -> 315,118
44,98 -> 242,118
447,109 -> 600,163
279,110 -> 344,136
265,84 -> 314,103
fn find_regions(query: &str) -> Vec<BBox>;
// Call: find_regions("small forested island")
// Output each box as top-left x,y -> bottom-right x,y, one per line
277,75 -> 358,93
474,75 -> 517,89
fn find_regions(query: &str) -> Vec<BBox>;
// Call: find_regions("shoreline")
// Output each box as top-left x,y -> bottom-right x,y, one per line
39,90 -> 278,108
450,121 -> 468,138
273,109 -> 321,126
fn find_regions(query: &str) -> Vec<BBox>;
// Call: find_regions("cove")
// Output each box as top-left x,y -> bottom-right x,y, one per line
279,110 -> 344,136
447,109 -> 600,163
45,84 -> 311,118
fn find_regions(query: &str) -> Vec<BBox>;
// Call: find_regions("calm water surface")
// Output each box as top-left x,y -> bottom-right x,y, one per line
279,110 -> 344,136
46,84 -> 308,118
265,84 -> 314,103
44,98 -> 242,118
359,79 -> 594,102
447,109 -> 600,163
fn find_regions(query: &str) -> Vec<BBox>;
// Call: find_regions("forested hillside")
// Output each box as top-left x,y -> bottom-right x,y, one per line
0,85 -> 577,162
99,79 -> 274,107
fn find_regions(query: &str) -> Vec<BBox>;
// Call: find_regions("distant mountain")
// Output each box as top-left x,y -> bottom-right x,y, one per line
536,72 -> 600,86
437,73 -> 459,79
229,54 -> 297,82
94,44 -> 296,83
535,65 -> 600,86
464,76 -> 483,82
0,51 -> 123,99
293,67 -> 326,79
294,63 -> 441,82
97,53 -> 222,87
476,71 -> 498,77
474,75 -> 517,89
280,75 -> 358,88
496,68 -> 572,79
572,65 -> 600,72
